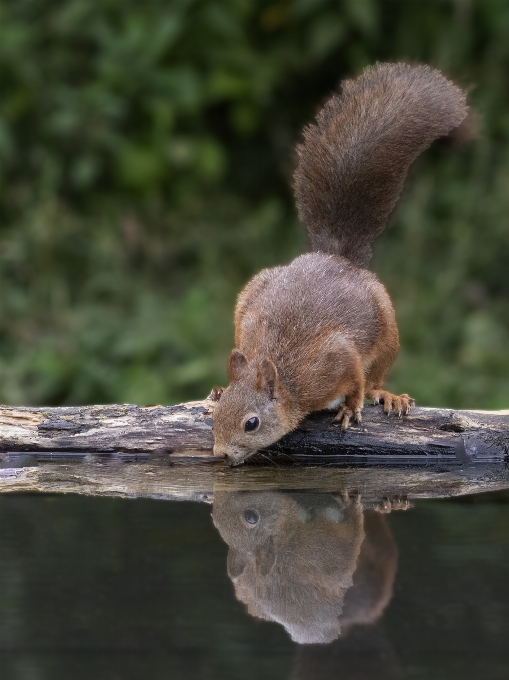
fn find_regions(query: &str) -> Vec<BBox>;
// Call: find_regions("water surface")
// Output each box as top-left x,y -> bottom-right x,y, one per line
1,463 -> 509,679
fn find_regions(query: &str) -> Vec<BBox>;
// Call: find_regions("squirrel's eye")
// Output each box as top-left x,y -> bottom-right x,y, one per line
244,416 -> 260,432
244,509 -> 259,525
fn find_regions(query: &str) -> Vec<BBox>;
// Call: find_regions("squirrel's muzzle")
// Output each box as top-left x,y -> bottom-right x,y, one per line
213,443 -> 253,466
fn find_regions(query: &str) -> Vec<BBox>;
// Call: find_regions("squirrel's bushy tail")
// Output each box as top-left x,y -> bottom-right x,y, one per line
294,63 -> 468,267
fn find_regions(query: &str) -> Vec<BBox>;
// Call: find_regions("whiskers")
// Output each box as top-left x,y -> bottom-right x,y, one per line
255,452 -> 280,467
249,450 -> 298,467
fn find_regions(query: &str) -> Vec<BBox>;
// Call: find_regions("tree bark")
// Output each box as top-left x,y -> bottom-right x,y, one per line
0,400 -> 507,463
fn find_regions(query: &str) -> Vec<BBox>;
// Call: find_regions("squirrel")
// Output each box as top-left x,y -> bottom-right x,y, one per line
211,62 -> 468,465
212,490 -> 399,644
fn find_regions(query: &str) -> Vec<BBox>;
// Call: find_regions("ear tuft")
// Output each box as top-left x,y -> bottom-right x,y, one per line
228,349 -> 248,382
257,358 -> 278,400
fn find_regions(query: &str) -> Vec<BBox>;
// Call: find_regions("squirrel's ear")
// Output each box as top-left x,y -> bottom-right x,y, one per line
227,548 -> 247,578
256,358 -> 279,399
228,349 -> 248,382
256,535 -> 276,576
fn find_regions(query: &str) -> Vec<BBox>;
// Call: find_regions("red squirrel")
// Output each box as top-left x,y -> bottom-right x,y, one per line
212,491 -> 398,644
212,63 -> 468,465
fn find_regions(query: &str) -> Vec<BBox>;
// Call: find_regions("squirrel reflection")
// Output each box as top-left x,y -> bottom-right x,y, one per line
212,491 -> 399,645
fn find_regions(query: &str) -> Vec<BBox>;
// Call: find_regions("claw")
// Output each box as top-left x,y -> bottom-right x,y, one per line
208,387 -> 225,402
369,390 -> 414,417
374,494 -> 412,514
334,404 -> 363,431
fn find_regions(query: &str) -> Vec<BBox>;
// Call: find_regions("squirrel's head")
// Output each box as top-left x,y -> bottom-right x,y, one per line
212,349 -> 293,465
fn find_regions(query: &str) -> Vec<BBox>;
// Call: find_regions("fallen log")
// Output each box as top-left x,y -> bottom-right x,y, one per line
0,400 -> 507,464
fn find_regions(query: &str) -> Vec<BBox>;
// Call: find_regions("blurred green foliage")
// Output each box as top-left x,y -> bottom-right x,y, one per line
0,0 -> 508,408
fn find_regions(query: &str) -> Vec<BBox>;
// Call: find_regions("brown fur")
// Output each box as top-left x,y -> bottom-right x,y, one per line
212,491 -> 398,644
294,62 -> 468,267
212,63 -> 468,464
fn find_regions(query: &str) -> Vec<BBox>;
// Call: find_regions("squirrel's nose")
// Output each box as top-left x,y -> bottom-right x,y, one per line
229,458 -> 245,467
213,445 -> 247,466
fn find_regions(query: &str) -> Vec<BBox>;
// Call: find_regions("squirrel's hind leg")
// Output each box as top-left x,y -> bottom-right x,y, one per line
367,389 -> 414,417
365,351 -> 414,417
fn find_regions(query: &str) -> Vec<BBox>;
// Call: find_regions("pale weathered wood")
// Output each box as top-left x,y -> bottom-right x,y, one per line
0,401 -> 507,463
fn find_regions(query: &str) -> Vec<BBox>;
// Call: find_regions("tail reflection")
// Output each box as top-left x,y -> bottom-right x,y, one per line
212,491 -> 397,644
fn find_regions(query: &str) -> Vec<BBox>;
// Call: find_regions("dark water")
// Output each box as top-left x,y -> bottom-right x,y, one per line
1,488 -> 509,680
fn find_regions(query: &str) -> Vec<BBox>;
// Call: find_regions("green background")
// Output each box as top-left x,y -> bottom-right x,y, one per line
0,0 -> 508,409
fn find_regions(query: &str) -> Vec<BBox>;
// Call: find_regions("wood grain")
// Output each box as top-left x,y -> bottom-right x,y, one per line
0,401 -> 507,463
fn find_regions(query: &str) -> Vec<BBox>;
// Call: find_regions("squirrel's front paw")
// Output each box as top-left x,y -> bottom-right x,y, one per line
207,387 -> 225,402
368,390 -> 414,417
334,405 -> 362,430
374,495 -> 412,513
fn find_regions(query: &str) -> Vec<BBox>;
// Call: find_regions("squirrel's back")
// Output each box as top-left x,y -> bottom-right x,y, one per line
294,63 -> 468,267
235,252 -> 394,373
